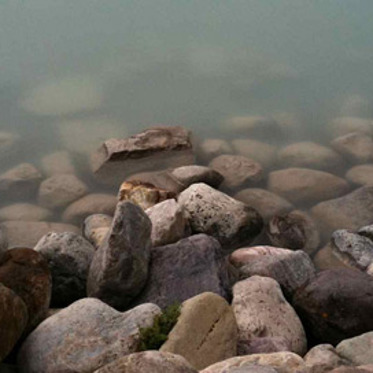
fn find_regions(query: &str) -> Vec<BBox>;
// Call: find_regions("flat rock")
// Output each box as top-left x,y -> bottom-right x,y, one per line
83,214 -> 112,249
40,151 -> 76,177
62,194 -> 117,225
17,299 -> 161,373
171,165 -> 224,189
178,183 -> 263,252
346,164 -> 373,186
268,167 -> 350,205
87,201 -> 151,310
133,234 -> 233,309
336,332 -> 373,366
90,126 -> 194,185
0,203 -> 51,222
0,248 -> 51,334
232,276 -> 307,356
197,138 -> 233,163
160,292 -> 237,370
34,232 -> 95,307
329,117 -> 373,137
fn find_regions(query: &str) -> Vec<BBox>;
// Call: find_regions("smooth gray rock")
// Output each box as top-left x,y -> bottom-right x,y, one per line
336,332 -> 373,365
171,165 -> 224,189
83,214 -> 112,249
0,203 -> 52,222
87,201 -> 152,310
17,299 -> 161,373
34,232 -> 95,307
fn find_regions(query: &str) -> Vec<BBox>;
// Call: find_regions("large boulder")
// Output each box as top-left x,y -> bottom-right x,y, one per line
17,299 -> 161,373
336,332 -> 373,366
0,203 -> 51,222
160,292 -> 237,370
34,232 -> 95,307
133,234 -> 233,309
87,201 -> 152,310
90,126 -> 195,185
178,183 -> 263,252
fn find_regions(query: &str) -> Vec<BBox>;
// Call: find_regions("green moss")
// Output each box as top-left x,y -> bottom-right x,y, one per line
138,303 -> 181,351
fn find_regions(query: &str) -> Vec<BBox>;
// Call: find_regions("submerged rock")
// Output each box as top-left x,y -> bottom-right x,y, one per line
329,117 -> 373,137
345,164 -> 373,186
0,203 -> 52,222
40,151 -> 76,177
0,225 -> 8,253
197,138 -> 233,163
171,165 -> 224,189
83,214 -> 112,249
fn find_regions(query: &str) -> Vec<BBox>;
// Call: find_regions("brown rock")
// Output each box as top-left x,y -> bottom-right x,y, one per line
329,117 -> 373,138
345,164 -> 373,186
313,244 -> 347,271
197,138 -> 233,163
0,203 -> 52,222
40,151 -> 76,177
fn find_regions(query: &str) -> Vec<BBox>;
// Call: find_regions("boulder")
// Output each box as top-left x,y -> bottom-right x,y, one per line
329,117 -> 373,137
336,332 -> 373,365
83,214 -> 112,249
197,138 -> 233,163
90,126 -> 194,185
0,248 -> 51,333
34,232 -> 95,307
133,234 -> 233,309
40,151 -> 76,177
17,299 -> 161,373
267,168 -> 350,205
160,292 -> 237,370
87,201 -> 151,310
171,165 -> 224,189
232,276 -> 307,356
178,183 -> 263,252
0,203 -> 51,222
345,164 -> 373,186
313,244 -> 347,271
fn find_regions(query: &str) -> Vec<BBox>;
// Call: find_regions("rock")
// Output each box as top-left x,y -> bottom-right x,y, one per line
230,246 -> 316,298
336,332 -> 373,365
93,351 -> 198,373
311,186 -> 373,238
0,132 -> 19,167
38,174 -> 88,209
234,188 -> 293,222
0,363 -> 18,372
266,210 -> 320,255
0,163 -> 42,200
34,232 -> 95,307
277,141 -> 343,171
346,164 -> 373,186
91,126 -> 195,186
224,116 -> 280,138
87,201 -> 151,310
0,283 -> 28,362
17,299 -> 161,373
313,244 -> 347,271
219,367 -> 278,373
268,168 -> 350,205
358,224 -> 373,240
231,139 -> 277,169
118,180 -> 175,210
331,132 -> 373,163
199,352 -> 306,373
232,276 -> 307,356
171,165 -> 224,189
197,138 -> 233,163
133,234 -> 233,309
329,117 -> 373,138
160,292 -> 237,370
329,366 -> 373,373
209,155 -> 262,190
0,248 -> 51,334
178,183 -> 263,251
40,151 -> 76,177
83,214 -> 112,249
304,344 -> 351,373
62,194 -> 117,225
0,221 -> 80,248
0,203 -> 51,222
146,199 -> 188,247
292,268 -> 373,345
0,226 -> 7,253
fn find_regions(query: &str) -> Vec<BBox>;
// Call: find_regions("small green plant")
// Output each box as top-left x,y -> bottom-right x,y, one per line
138,303 -> 181,351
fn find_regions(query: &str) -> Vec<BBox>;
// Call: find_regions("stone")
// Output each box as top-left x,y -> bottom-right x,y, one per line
232,276 -> 307,356
40,151 -> 76,176
234,188 -> 293,222
0,225 -> 7,253
83,214 -> 112,249
199,352 -> 306,373
292,268 -> 373,345
209,155 -> 262,190
62,194 -> 117,225
329,366 -> 373,373
171,165 -> 224,189
118,180 -> 175,210
90,126 -> 194,186
0,221 -> 80,249
0,363 -> 18,372
0,163 -> 42,200
231,139 -> 277,169
336,332 -> 373,365
34,232 -> 95,307
178,183 -> 263,251
277,141 -> 343,171
235,337 -> 291,356
220,367 -> 278,373
346,164 -> 373,186
313,244 -> 347,271
0,283 -> 28,362
146,199 -> 188,247
329,117 -> 373,137
331,132 -> 373,163
93,351 -> 198,373
87,201 -> 151,310
268,168 -> 350,205
17,299 -> 161,373
0,248 -> 51,334
133,234 -> 233,309
230,246 -> 316,298
311,186 -> 373,239
0,203 -> 51,222
197,138 -> 233,163
160,292 -> 237,370
38,174 -> 88,209
224,116 -> 280,138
